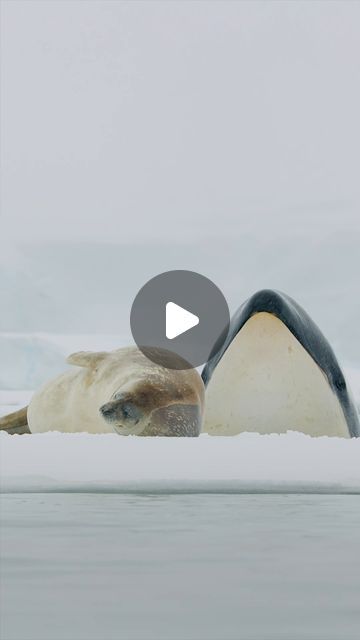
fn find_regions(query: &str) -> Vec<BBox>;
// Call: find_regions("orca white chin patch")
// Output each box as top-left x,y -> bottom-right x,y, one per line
204,312 -> 350,438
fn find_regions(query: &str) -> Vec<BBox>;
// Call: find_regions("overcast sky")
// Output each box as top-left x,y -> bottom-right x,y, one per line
1,0 -> 359,245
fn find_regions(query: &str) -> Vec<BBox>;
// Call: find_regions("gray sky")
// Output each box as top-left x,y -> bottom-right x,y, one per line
1,0 -> 360,244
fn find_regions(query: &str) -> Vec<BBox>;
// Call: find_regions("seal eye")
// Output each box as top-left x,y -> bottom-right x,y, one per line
121,402 -> 141,424
121,403 -> 134,418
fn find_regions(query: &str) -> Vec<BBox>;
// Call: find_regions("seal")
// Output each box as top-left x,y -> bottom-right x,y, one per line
0,347 -> 204,436
202,289 -> 360,438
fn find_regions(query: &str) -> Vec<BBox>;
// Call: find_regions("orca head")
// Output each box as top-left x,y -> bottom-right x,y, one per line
202,290 -> 359,438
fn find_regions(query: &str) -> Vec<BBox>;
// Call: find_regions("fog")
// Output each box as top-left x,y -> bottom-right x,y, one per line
2,1 -> 359,242
1,1 -> 359,380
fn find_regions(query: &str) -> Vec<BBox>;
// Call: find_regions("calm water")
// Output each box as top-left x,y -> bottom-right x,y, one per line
1,493 -> 360,640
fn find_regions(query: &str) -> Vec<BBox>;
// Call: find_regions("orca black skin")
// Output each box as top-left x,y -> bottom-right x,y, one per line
202,289 -> 360,438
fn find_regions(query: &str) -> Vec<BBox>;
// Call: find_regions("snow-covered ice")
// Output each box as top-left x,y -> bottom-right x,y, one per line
1,430 -> 360,494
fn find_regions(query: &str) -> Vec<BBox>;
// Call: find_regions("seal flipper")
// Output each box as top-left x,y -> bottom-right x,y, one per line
202,289 -> 360,438
67,351 -> 108,369
0,406 -> 30,434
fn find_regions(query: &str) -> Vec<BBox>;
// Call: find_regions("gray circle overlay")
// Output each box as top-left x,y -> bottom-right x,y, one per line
130,270 -> 230,369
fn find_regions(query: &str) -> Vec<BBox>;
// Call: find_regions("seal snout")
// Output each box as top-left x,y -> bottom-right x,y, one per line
99,399 -> 143,426
100,403 -> 116,419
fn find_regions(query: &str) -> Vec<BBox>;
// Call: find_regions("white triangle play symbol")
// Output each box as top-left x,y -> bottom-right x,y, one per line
166,302 -> 199,340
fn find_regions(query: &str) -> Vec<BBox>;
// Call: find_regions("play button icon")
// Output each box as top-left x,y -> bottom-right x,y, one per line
130,270 -> 230,369
166,302 -> 199,340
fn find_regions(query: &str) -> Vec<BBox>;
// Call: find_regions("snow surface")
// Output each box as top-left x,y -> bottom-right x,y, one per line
1,431 -> 360,494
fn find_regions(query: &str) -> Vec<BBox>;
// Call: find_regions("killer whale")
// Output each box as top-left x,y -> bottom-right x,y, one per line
202,289 -> 360,438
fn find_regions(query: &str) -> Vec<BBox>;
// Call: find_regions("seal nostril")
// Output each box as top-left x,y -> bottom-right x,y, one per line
100,404 -> 114,417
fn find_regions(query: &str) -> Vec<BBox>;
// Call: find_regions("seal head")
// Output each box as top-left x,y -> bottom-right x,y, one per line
99,366 -> 204,437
